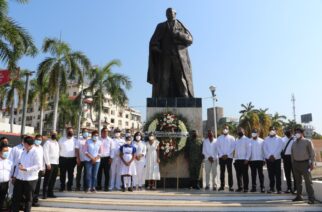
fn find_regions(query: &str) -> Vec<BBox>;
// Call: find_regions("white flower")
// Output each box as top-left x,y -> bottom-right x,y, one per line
166,143 -> 169,147
165,149 -> 169,153
161,146 -> 165,150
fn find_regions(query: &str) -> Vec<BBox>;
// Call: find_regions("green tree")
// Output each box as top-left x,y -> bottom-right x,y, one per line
255,108 -> 272,138
283,119 -> 302,133
85,60 -> 131,133
0,0 -> 37,69
4,70 -> 26,132
271,112 -> 286,135
37,38 -> 90,132
239,102 -> 259,136
28,77 -> 50,135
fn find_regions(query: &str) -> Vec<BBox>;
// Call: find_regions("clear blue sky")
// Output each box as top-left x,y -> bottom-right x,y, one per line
6,0 -> 322,133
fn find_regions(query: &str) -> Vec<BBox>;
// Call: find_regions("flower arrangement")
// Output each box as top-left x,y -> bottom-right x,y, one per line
145,112 -> 189,164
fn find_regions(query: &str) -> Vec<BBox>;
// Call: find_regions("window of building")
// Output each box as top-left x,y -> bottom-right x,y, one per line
111,118 -> 115,123
118,120 -> 122,126
118,112 -> 123,118
73,92 -> 77,96
125,121 -> 129,126
125,114 -> 129,119
86,122 -> 91,127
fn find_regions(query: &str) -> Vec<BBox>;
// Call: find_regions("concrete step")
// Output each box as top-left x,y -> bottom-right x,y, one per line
32,190 -> 322,212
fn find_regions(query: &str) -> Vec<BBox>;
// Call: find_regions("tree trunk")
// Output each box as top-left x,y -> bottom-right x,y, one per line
10,102 -> 14,133
98,93 -> 102,137
52,74 -> 60,132
39,106 -> 44,135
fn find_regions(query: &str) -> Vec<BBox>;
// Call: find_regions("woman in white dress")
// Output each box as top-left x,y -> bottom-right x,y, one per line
120,135 -> 136,192
132,132 -> 147,190
145,132 -> 160,190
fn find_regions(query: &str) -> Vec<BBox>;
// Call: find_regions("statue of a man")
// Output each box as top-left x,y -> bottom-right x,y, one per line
147,8 -> 194,98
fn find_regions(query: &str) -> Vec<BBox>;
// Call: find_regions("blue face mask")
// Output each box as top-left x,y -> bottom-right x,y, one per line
93,136 -> 98,141
34,139 -> 42,145
83,132 -> 89,139
2,151 -> 9,159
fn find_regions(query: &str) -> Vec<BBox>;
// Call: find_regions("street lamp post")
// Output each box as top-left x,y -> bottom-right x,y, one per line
77,68 -> 85,139
21,71 -> 35,137
209,85 -> 217,138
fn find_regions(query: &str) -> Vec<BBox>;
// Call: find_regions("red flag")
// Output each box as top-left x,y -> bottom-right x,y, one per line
0,70 -> 10,86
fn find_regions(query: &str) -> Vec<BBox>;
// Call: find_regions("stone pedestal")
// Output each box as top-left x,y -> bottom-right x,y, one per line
146,97 -> 202,187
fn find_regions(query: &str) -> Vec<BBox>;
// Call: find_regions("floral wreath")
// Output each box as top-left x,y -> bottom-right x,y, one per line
144,112 -> 189,164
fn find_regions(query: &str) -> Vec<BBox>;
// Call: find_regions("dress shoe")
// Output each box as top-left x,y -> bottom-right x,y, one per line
47,194 -> 57,198
250,188 -> 256,192
32,202 -> 40,207
292,196 -> 304,202
308,199 -> 315,204
244,189 -> 249,193
218,187 -> 224,191
236,188 -> 243,192
229,188 -> 234,192
213,187 -> 217,191
260,188 -> 266,193
205,186 -> 210,190
277,190 -> 282,194
128,187 -> 133,192
284,189 -> 291,193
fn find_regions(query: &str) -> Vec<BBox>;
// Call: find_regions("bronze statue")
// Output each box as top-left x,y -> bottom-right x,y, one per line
147,8 -> 194,98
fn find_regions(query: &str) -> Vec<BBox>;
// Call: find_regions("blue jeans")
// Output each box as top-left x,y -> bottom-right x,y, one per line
85,161 -> 100,190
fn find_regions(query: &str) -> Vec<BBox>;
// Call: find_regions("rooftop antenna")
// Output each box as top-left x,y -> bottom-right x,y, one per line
291,93 -> 296,122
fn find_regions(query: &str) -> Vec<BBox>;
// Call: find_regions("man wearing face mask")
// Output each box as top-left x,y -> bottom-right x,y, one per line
9,136 -> 25,186
132,131 -> 147,190
217,125 -> 235,191
109,128 -> 125,190
75,128 -> 89,191
249,129 -> 265,193
12,136 -> 42,212
43,131 -> 59,198
58,127 -> 77,191
234,127 -> 251,192
202,130 -> 218,190
281,128 -> 296,194
186,130 -> 203,190
263,126 -> 284,194
32,135 -> 44,206
97,127 -> 113,191
291,128 -> 316,204
0,137 -> 12,158
0,142 -> 11,210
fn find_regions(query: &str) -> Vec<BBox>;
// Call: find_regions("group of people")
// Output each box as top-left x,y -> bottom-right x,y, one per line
199,125 -> 316,204
0,124 -> 317,211
0,127 -> 161,212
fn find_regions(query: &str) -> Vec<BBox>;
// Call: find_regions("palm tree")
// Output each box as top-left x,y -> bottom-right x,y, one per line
85,60 -> 131,134
37,38 -> 90,132
283,119 -> 302,133
28,77 -> 50,135
0,0 -> 37,69
271,112 -> 286,135
256,108 -> 272,137
4,71 -> 26,132
239,102 -> 258,136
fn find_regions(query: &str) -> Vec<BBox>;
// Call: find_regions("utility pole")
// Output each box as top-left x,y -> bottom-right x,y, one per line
291,93 -> 296,122
209,86 -> 218,138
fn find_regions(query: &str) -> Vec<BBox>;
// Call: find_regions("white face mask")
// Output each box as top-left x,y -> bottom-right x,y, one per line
115,133 -> 121,138
149,136 -> 154,141
295,133 -> 302,139
223,129 -> 229,135
269,130 -> 276,136
251,133 -> 258,138
135,136 -> 141,141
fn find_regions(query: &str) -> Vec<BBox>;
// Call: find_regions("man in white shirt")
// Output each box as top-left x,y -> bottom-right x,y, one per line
0,137 -> 12,158
11,136 -> 42,212
263,126 -> 284,194
281,128 -> 296,193
217,125 -> 235,191
234,127 -> 251,192
109,128 -> 125,190
32,135 -> 44,206
43,131 -> 60,198
75,128 -> 89,191
9,139 -> 24,180
97,127 -> 113,191
58,127 -> 77,191
0,142 -> 11,210
249,129 -> 265,193
202,130 -> 218,190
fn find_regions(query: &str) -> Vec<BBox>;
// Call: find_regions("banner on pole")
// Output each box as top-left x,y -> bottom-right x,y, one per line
0,69 -> 19,86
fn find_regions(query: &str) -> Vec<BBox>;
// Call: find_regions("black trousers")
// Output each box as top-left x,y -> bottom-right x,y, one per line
266,159 -> 282,191
234,160 -> 249,190
283,155 -> 296,190
43,164 -> 59,196
12,179 -> 37,212
33,171 -> 43,202
250,161 -> 265,189
76,161 -> 87,190
0,181 -> 9,210
97,156 -> 111,189
219,158 -> 233,188
59,157 -> 76,190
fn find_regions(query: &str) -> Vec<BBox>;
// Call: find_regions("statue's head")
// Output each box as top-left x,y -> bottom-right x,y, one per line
166,8 -> 176,21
